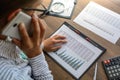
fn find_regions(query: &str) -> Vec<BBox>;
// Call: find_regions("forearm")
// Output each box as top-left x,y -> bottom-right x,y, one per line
29,52 -> 53,80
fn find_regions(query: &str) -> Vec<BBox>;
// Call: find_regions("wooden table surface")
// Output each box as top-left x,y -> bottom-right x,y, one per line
0,0 -> 120,80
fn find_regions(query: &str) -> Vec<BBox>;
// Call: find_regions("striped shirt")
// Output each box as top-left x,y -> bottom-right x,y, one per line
0,40 -> 53,80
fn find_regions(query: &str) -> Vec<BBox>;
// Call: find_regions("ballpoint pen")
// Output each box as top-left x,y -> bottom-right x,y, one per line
93,63 -> 98,80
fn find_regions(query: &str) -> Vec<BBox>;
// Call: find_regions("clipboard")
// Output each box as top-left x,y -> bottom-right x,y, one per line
47,22 -> 106,79
48,0 -> 77,19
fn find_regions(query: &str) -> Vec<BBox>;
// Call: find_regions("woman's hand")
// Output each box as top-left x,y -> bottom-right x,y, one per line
43,35 -> 67,52
0,8 -> 67,55
0,9 -> 46,58
13,14 -> 45,58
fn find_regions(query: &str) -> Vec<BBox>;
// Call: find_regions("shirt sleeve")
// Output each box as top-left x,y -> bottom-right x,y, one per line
0,58 -> 33,80
28,52 -> 53,80
0,40 -> 53,80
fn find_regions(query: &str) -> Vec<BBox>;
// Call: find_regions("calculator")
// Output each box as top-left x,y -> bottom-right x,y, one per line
102,56 -> 120,80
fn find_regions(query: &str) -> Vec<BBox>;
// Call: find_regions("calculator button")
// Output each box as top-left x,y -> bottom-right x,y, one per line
108,63 -> 112,66
107,60 -> 110,63
107,67 -> 110,70
116,73 -> 119,76
118,57 -> 120,61
116,65 -> 119,68
108,71 -> 111,74
110,74 -> 113,77
105,64 -> 109,67
104,60 -> 107,64
115,69 -> 118,72
111,70 -> 114,73
118,69 -> 120,71
113,73 -> 116,77
113,66 -> 116,69
112,62 -> 115,65
110,67 -> 113,70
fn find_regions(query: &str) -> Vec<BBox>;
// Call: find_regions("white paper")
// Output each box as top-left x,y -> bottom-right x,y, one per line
74,1 -> 120,44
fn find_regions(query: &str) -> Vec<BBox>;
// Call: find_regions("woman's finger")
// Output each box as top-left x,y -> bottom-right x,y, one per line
12,38 -> 21,48
32,14 -> 40,42
54,39 -> 67,44
38,19 -> 46,41
53,35 -> 66,40
18,23 -> 30,43
51,46 -> 62,51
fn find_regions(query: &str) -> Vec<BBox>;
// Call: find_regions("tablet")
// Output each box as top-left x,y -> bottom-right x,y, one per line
47,22 -> 106,79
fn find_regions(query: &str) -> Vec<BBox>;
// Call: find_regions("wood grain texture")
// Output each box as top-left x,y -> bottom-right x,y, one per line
0,0 -> 120,80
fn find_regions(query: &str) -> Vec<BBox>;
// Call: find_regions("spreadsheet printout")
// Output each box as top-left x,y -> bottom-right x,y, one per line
47,22 -> 106,79
74,1 -> 120,44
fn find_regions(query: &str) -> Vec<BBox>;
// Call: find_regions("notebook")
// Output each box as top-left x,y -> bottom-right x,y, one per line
47,22 -> 106,79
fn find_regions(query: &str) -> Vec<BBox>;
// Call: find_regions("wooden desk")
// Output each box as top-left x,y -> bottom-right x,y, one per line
42,0 -> 120,80
0,0 -> 120,80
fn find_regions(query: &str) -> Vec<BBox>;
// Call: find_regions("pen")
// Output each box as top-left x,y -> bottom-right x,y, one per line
93,63 -> 98,80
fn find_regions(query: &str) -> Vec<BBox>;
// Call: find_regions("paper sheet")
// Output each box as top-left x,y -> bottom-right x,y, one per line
74,1 -> 120,44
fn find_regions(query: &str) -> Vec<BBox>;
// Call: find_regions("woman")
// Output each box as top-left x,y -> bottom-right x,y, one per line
0,9 -> 67,80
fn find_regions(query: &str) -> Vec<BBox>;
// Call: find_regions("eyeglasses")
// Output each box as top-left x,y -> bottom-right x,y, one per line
22,3 -> 49,18
22,2 -> 65,18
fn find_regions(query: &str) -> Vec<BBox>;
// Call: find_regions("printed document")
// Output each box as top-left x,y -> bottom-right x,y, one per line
74,1 -> 120,44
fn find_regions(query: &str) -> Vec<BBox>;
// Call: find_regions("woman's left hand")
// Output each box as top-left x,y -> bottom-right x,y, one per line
43,35 -> 67,52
